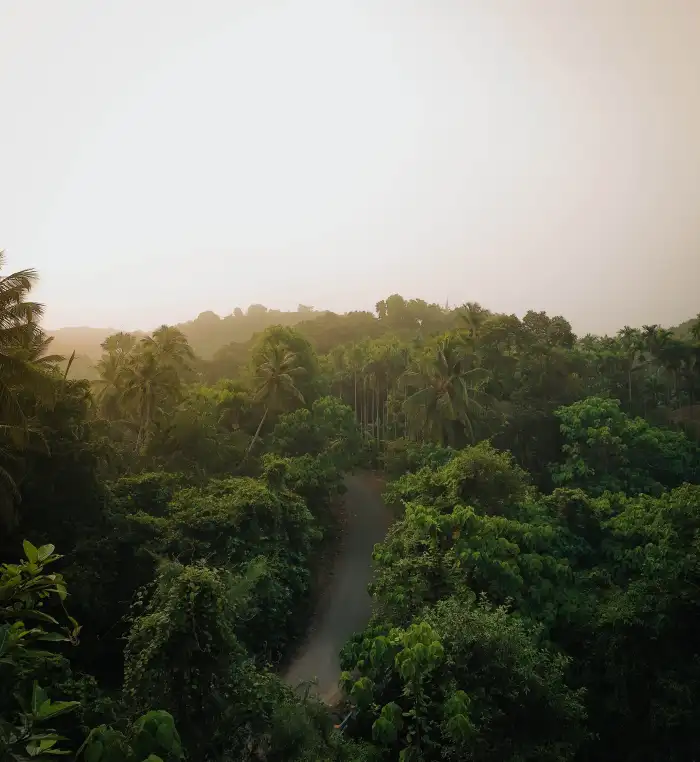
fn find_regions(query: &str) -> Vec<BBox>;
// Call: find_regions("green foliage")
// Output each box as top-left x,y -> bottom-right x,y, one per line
271,396 -> 363,469
262,453 -> 346,522
251,325 -> 321,409
570,484 -> 700,761
0,543 -> 80,761
78,710 -> 183,762
126,476 -> 320,659
380,438 -> 454,479
110,472 -> 187,517
551,396 -> 698,495
384,441 -> 531,517
0,542 -> 180,762
356,431 -> 700,761
7,256 -> 700,762
344,599 -> 585,761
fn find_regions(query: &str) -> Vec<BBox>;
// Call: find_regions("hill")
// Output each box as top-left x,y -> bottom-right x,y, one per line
48,299 -> 700,382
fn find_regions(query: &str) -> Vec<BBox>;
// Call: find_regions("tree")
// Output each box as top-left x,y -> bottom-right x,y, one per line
247,343 -> 306,457
691,313 -> 700,342
0,540 -> 183,762
616,326 -> 643,406
271,396 -> 363,469
0,255 -> 65,527
0,254 -> 59,437
141,325 -> 194,374
458,301 -> 490,348
550,396 -> 698,496
120,347 -> 182,454
342,598 -> 585,761
402,337 -> 491,446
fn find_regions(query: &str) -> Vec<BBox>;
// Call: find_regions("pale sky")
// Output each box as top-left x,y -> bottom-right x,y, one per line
2,0 -> 699,334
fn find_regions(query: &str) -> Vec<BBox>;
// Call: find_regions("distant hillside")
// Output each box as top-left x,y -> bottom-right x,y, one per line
47,306 -> 328,379
48,302 -> 700,382
673,314 -> 700,339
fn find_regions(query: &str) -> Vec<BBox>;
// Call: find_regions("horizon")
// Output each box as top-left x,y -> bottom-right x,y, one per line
4,0 -> 700,335
45,297 -> 698,339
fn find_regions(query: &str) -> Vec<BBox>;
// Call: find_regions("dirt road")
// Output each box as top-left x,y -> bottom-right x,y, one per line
283,472 -> 392,704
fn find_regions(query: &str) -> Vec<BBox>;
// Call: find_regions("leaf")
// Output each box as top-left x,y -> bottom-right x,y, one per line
21,610 -> 60,626
84,739 -> 104,762
155,721 -> 174,750
25,737 -> 62,757
31,683 -> 49,716
38,700 -> 80,720
37,545 -> 55,563
23,540 -> 39,564
35,632 -> 70,643
0,624 -> 10,656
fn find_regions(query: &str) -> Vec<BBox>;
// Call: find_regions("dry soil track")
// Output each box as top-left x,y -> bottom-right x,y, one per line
283,472 -> 392,704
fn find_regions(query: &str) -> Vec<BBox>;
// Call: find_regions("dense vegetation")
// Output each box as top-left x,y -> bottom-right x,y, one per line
2,251 -> 700,760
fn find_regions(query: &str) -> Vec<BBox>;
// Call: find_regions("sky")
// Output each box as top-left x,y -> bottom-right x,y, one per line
2,0 -> 699,334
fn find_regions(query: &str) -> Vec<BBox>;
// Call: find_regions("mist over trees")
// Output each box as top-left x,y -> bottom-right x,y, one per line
3,253 -> 700,761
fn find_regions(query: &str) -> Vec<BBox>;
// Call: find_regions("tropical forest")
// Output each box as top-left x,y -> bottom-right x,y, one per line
1,253 -> 700,761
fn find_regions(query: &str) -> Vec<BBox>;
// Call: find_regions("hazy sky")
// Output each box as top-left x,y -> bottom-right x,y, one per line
2,0 -> 699,334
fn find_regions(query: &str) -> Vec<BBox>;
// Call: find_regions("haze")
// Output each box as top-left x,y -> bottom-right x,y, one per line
2,0 -> 699,334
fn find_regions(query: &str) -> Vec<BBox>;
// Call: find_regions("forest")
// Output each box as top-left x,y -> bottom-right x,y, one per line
2,251 -> 700,761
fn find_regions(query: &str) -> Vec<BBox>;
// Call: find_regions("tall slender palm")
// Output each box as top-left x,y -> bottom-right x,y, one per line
93,333 -> 136,420
328,346 -> 347,400
246,344 -> 305,456
0,253 -> 58,443
402,336 -> 491,445
120,348 -> 181,454
658,338 -> 688,406
142,325 -> 194,373
616,326 -> 643,406
347,344 -> 365,424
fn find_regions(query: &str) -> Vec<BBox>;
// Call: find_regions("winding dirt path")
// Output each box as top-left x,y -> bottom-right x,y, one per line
284,472 -> 392,704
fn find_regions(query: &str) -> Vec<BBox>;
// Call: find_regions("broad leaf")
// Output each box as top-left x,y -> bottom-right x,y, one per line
23,540 -> 39,564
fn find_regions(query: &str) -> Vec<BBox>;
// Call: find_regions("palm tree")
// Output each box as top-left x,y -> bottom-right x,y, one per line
0,252 -> 62,527
93,333 -> 137,420
458,302 -> 490,349
100,331 -> 137,357
616,326 -> 643,406
142,325 -> 194,373
402,336 -> 491,445
0,253 -> 58,443
120,348 -> 181,454
246,344 -> 306,457
658,338 -> 688,406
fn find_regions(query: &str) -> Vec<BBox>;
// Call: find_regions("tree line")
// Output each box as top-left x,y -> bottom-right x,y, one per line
2,251 -> 700,761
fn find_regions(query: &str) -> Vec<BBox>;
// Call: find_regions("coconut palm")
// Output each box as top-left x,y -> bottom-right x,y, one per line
246,344 -> 305,457
616,326 -> 644,405
0,253 -> 63,526
120,348 -> 182,454
93,333 -> 137,419
142,325 -> 194,373
402,336 -> 491,445
0,253 -> 59,442
459,301 -> 490,349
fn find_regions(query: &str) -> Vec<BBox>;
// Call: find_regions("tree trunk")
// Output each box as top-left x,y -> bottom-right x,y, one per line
362,376 -> 367,434
376,386 -> 380,444
137,392 -> 153,455
245,406 -> 269,458
354,371 -> 358,421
